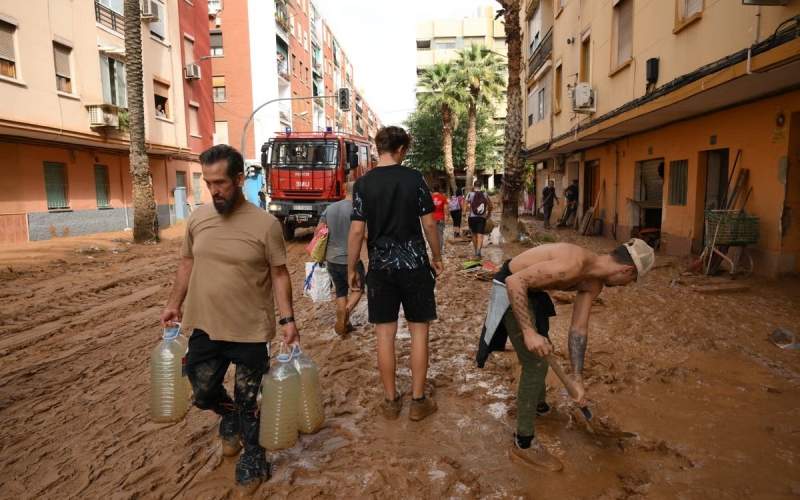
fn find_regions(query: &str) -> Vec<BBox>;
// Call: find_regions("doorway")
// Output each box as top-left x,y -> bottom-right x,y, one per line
704,149 -> 729,210
633,159 -> 664,229
583,160 -> 599,212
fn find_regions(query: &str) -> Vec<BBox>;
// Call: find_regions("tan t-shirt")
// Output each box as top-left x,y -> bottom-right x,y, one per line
180,202 -> 287,343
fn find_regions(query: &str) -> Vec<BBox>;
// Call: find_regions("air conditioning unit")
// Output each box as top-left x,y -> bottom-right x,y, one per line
184,63 -> 201,80
571,82 -> 596,114
140,1 -> 159,22
87,105 -> 119,128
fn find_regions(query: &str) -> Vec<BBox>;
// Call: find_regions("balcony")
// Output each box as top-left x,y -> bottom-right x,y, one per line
275,0 -> 290,33
527,27 -> 552,80
277,56 -> 289,80
95,1 -> 124,35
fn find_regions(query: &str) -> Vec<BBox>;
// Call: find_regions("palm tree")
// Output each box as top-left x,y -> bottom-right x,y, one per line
456,45 -> 505,192
417,62 -> 467,193
496,1 -> 524,240
124,0 -> 158,243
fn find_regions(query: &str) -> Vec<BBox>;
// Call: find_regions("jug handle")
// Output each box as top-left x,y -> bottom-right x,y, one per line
290,343 -> 302,358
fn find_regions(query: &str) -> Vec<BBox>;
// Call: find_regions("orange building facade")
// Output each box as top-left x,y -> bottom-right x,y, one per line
0,0 -> 213,244
521,0 -> 800,276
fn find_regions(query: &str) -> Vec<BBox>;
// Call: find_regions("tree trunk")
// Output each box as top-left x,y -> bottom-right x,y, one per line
465,99 -> 478,193
125,0 -> 158,243
441,105 -> 457,193
498,0 -> 524,241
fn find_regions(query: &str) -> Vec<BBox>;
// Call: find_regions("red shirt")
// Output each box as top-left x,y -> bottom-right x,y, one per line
431,192 -> 448,221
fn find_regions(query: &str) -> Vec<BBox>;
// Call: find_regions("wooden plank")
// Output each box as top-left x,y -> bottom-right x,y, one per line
0,214 -> 29,245
692,283 -> 750,294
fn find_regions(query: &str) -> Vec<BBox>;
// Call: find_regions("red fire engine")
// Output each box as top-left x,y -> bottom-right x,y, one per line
261,130 -> 374,240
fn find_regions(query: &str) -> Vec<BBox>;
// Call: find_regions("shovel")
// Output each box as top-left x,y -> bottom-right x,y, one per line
544,354 -> 592,421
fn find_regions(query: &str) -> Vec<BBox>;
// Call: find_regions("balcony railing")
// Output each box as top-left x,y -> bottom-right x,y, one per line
528,27 -> 552,79
277,54 -> 289,79
275,1 -> 290,32
95,1 -> 124,35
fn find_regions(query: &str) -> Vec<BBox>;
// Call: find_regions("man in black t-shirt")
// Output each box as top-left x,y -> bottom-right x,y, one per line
559,179 -> 579,227
541,180 -> 557,229
348,126 -> 443,423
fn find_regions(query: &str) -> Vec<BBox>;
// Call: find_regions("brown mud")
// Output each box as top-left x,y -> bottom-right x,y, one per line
0,220 -> 799,499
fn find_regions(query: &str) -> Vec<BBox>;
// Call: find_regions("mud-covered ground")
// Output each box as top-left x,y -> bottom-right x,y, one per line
0,219 -> 799,499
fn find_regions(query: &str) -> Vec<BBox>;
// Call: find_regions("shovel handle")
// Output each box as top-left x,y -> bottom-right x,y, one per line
545,354 -> 592,420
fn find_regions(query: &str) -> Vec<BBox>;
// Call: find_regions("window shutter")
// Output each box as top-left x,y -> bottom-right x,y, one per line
192,172 -> 203,203
176,171 -> 187,188
116,60 -> 128,107
94,165 -> 110,207
183,38 -> 195,64
210,31 -> 222,49
616,0 -> 633,64
669,160 -> 688,206
100,56 -> 112,104
53,43 -> 71,77
685,0 -> 702,17
150,1 -> 166,39
189,105 -> 199,135
212,75 -> 225,87
44,163 -> 69,210
0,21 -> 14,62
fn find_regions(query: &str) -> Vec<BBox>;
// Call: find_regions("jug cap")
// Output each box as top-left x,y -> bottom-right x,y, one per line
163,323 -> 181,340
276,352 -> 292,363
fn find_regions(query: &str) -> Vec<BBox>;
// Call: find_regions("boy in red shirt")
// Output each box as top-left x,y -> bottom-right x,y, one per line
431,185 -> 448,255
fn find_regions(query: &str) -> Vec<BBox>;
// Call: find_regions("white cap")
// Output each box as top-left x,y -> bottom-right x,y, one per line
624,238 -> 655,280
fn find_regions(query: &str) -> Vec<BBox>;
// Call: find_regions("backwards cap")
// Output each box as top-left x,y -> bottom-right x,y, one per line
624,238 -> 655,280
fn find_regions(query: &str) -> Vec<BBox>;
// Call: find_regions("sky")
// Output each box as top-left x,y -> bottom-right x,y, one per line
315,0 -> 499,127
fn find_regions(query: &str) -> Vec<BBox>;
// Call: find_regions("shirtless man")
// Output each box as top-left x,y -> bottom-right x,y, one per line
477,239 -> 654,471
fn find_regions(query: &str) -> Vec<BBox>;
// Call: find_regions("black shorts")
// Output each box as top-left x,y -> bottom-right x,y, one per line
468,216 -> 486,235
366,266 -> 437,324
450,209 -> 462,227
326,261 -> 365,298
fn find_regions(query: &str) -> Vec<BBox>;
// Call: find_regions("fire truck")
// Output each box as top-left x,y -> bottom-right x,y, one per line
261,130 -> 374,240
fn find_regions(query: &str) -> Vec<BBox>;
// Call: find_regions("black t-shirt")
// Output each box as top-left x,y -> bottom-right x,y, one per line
565,184 -> 578,202
351,165 -> 434,270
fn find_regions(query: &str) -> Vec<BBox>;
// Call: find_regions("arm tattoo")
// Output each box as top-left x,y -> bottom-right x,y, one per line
510,285 -> 535,333
568,328 -> 587,376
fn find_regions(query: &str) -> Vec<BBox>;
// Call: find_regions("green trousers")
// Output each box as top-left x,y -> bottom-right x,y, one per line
503,307 -> 548,437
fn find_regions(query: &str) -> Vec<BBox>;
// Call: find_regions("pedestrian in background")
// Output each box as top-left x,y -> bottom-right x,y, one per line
431,184 -> 448,255
449,187 -> 464,238
559,179 -> 579,227
347,126 -> 443,422
541,180 -> 557,229
319,182 -> 364,336
466,179 -> 492,259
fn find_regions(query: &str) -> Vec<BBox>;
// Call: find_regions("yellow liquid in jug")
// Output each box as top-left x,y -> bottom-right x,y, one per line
259,371 -> 300,451
150,339 -> 190,423
297,365 -> 324,434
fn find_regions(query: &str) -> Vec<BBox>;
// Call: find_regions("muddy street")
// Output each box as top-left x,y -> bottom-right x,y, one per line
0,224 -> 799,499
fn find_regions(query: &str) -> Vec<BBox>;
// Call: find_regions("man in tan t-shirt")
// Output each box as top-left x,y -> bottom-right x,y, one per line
160,145 -> 298,493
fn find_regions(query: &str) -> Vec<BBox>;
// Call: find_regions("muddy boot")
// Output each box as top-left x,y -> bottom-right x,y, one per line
510,439 -> 563,472
334,305 -> 347,336
380,395 -> 403,420
219,412 -> 242,457
235,448 -> 270,494
409,396 -> 437,422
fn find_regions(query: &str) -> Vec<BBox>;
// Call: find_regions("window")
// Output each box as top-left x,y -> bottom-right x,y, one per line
183,37 -> 195,64
153,80 -> 170,118
94,165 -> 111,208
612,0 -> 633,70
676,0 -> 703,30
214,120 -> 229,145
210,30 -> 223,56
537,88 -> 545,121
668,160 -> 688,205
579,34 -> 591,82
554,63 -> 562,113
176,171 -> 187,189
416,39 -> 430,49
189,103 -> 200,136
434,39 -> 456,49
527,87 -> 535,126
208,0 -> 222,12
100,55 -> 127,107
684,0 -> 702,17
53,43 -> 72,93
98,0 -> 123,14
192,172 -> 203,203
0,20 -> 17,79
44,162 -> 69,210
149,0 -> 167,41
212,75 -> 225,102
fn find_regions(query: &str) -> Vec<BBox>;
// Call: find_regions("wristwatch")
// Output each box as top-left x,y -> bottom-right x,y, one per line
279,316 -> 295,326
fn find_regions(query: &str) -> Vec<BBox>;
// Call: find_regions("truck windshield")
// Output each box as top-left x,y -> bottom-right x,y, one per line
271,141 -> 339,168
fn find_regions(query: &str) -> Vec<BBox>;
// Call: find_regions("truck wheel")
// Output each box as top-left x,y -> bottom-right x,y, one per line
282,221 -> 295,241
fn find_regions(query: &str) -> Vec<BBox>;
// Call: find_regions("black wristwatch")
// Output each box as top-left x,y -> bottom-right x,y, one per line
279,316 -> 295,326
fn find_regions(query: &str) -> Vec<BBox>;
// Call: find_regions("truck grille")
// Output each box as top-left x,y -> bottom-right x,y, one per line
284,190 -> 323,197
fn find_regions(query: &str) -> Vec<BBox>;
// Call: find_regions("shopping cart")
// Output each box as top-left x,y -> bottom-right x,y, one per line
701,210 -> 759,277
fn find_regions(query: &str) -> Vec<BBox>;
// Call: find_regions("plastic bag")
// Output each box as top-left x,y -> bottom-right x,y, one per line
303,262 -> 332,303
305,225 -> 329,263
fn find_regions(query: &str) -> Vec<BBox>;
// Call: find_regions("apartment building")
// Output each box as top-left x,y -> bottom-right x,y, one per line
208,0 -> 380,162
0,0 -> 213,244
416,5 -> 508,187
521,0 -> 800,276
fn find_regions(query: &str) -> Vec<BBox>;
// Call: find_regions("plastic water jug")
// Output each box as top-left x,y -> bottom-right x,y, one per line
150,325 -> 191,422
259,350 -> 300,451
292,346 -> 324,434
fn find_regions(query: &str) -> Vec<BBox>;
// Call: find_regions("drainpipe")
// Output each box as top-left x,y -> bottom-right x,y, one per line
747,6 -> 762,74
613,142 -> 619,240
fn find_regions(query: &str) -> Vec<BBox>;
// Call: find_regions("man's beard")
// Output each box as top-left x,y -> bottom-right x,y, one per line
213,188 -> 241,214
